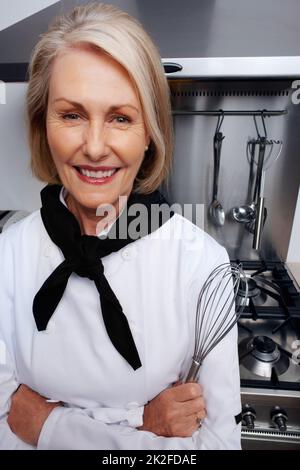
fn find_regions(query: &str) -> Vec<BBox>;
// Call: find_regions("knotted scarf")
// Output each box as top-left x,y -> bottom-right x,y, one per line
33,184 -> 174,370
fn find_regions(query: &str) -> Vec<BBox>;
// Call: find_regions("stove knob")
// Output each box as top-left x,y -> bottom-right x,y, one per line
242,404 -> 256,430
271,406 -> 288,432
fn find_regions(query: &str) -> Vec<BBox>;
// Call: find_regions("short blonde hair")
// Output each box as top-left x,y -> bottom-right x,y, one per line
26,2 -> 173,193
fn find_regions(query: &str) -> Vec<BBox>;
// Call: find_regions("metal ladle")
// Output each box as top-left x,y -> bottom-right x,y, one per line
231,205 -> 255,224
209,120 -> 225,226
231,141 -> 257,224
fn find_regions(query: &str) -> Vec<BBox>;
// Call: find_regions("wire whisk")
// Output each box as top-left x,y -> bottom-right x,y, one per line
185,262 -> 248,382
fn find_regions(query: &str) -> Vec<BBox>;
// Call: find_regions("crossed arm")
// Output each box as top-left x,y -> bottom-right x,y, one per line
7,381 -> 205,446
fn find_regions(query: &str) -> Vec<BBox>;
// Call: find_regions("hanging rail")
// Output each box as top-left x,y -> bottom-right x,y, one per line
172,109 -> 287,117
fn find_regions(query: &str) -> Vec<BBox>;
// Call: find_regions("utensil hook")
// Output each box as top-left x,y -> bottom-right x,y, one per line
253,110 -> 267,139
215,110 -> 225,135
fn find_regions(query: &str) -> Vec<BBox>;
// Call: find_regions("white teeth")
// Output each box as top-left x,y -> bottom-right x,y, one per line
79,168 -> 117,178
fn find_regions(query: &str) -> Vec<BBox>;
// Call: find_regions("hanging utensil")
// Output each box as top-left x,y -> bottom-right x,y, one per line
245,140 -> 282,238
209,115 -> 225,227
245,137 -> 267,235
252,138 -> 267,249
231,140 -> 257,224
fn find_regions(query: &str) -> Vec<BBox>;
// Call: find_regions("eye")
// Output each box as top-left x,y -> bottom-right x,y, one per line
112,115 -> 131,124
61,113 -> 81,121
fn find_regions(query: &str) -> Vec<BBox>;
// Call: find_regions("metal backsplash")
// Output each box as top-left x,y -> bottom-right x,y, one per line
164,79 -> 300,261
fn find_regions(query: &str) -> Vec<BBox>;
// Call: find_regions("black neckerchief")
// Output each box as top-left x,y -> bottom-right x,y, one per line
33,184 -> 174,370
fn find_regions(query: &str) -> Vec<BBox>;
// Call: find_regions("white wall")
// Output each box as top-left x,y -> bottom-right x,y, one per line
0,0 -> 60,32
0,83 -> 43,211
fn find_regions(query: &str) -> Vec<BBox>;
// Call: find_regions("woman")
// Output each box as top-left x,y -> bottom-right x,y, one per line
0,3 -> 241,450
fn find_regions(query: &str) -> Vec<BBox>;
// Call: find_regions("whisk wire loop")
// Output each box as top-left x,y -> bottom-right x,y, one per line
185,262 -> 247,382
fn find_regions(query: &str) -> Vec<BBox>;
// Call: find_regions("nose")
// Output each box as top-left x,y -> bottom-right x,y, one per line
83,120 -> 110,161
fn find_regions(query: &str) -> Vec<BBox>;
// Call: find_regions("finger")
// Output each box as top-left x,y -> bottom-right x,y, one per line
171,383 -> 203,402
168,415 -> 197,438
190,408 -> 206,422
182,397 -> 206,417
187,411 -> 205,431
172,415 -> 202,438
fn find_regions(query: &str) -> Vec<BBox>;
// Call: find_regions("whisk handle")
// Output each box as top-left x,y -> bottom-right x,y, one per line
184,359 -> 201,382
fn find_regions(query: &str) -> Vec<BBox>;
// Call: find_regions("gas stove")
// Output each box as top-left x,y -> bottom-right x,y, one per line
233,260 -> 300,450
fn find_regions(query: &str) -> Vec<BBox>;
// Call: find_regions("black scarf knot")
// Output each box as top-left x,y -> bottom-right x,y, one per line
74,258 -> 103,280
33,184 -> 174,371
72,236 -> 104,280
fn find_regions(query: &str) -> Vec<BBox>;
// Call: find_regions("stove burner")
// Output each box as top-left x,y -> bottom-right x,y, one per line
239,277 -> 260,298
252,336 -> 277,356
239,335 -> 290,378
240,277 -> 258,297
237,275 -> 268,306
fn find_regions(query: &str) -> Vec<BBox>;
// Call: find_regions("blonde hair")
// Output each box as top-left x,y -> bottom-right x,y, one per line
26,2 -> 173,193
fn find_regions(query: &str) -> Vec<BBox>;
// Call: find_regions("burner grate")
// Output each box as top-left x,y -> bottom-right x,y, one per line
234,260 -> 300,392
233,259 -> 300,315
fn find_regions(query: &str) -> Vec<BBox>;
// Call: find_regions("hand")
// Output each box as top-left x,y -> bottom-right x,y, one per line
138,382 -> 206,438
7,384 -> 62,446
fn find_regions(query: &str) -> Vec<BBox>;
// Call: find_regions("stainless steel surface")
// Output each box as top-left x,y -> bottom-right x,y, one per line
172,109 -> 287,116
241,389 -> 300,449
242,430 -> 300,450
166,78 -> 300,261
163,57 -> 300,79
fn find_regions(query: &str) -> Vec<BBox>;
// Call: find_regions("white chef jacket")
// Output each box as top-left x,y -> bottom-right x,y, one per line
0,201 -> 241,450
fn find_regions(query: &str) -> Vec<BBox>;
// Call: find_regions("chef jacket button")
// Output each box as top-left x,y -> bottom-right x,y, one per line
121,248 -> 131,260
121,246 -> 137,261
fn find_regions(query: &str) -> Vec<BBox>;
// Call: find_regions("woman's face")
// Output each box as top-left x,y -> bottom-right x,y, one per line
46,46 -> 150,212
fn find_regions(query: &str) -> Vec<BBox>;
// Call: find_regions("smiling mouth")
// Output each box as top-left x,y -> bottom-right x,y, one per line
74,167 -> 120,179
